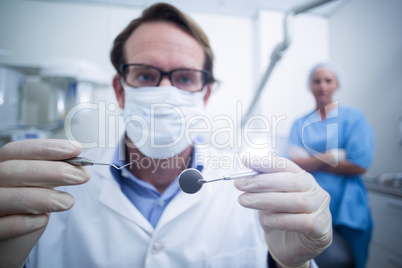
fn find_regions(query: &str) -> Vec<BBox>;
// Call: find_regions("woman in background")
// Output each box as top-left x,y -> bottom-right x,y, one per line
288,63 -> 374,268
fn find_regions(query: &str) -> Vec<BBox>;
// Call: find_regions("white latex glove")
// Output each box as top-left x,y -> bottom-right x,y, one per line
234,157 -> 332,268
0,139 -> 90,267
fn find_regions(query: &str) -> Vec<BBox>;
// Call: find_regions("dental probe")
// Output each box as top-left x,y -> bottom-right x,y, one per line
178,168 -> 260,194
64,156 -> 132,170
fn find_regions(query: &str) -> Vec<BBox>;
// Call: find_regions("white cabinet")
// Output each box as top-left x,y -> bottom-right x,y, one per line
367,191 -> 402,268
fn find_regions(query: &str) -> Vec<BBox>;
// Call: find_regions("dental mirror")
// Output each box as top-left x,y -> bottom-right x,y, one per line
178,168 -> 260,194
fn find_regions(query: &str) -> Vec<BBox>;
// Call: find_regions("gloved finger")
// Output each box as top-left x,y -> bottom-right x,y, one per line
262,212 -> 332,268
234,171 -> 314,193
0,160 -> 90,187
0,220 -> 48,268
259,200 -> 332,241
238,191 -> 321,213
0,188 -> 75,217
0,214 -> 49,241
242,155 -> 302,174
0,139 -> 81,162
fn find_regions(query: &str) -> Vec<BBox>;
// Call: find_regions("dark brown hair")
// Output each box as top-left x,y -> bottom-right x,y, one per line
110,3 -> 216,83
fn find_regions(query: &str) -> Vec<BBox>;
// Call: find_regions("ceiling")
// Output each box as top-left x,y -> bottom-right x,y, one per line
30,0 -> 348,17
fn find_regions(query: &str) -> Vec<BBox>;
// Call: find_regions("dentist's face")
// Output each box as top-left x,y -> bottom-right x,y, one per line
310,69 -> 339,107
114,21 -> 208,108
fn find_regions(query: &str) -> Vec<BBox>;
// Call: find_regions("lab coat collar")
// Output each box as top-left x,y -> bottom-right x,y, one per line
95,165 -> 206,234
155,186 -> 206,230
93,164 -> 155,234
88,143 -> 208,234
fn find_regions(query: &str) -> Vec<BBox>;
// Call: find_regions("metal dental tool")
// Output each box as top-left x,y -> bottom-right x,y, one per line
178,168 -> 260,194
64,156 -> 132,170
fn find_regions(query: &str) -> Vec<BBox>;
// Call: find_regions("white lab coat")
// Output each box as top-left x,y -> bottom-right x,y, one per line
26,146 -> 269,268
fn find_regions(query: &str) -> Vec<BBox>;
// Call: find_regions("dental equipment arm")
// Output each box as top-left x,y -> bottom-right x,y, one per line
243,0 -> 335,122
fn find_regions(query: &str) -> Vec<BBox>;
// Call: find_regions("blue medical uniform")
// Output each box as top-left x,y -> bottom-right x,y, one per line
288,105 -> 374,268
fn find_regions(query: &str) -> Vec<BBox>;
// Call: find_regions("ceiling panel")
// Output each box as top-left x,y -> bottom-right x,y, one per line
28,0 -> 347,17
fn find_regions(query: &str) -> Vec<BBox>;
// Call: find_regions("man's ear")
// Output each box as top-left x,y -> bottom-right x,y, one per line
203,84 -> 212,105
113,74 -> 125,109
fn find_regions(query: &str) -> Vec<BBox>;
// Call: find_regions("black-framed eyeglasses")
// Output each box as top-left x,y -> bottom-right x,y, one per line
120,64 -> 210,92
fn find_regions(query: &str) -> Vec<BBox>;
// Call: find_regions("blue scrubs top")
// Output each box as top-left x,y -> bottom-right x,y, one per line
288,105 -> 374,231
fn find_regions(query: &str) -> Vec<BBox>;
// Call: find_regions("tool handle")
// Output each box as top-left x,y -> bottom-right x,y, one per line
64,157 -> 94,166
225,170 -> 260,180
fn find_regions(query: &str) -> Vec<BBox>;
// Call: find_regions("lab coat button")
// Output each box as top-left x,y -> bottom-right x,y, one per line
151,242 -> 164,254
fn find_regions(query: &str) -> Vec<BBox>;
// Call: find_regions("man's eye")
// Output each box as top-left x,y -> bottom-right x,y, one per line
133,70 -> 158,84
174,72 -> 198,86
178,76 -> 192,84
138,74 -> 152,81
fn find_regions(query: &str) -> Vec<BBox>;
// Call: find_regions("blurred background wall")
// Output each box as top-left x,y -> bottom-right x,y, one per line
0,0 -> 401,177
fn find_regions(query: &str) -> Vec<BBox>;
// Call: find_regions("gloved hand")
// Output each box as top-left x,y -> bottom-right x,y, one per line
316,148 -> 347,167
288,145 -> 347,163
287,146 -> 310,159
0,139 -> 90,267
328,148 -> 346,164
234,156 -> 332,268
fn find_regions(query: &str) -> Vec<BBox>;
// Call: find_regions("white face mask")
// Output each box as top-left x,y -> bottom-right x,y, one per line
123,85 -> 206,159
